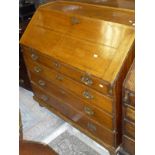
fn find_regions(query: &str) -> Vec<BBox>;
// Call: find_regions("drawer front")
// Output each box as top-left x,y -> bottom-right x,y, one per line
30,72 -> 114,130
24,57 -> 113,114
129,93 -> 135,107
23,47 -> 111,96
124,105 -> 135,122
124,119 -> 135,139
32,84 -> 115,147
122,135 -> 135,155
35,8 -> 126,49
123,90 -> 135,108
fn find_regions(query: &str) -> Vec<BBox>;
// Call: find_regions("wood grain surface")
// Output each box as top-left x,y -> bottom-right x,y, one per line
55,0 -> 135,10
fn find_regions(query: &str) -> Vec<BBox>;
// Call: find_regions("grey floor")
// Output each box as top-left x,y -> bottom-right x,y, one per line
19,87 -> 110,155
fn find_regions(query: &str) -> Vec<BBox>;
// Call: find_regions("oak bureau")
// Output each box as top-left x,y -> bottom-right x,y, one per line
20,1 -> 135,154
121,61 -> 135,155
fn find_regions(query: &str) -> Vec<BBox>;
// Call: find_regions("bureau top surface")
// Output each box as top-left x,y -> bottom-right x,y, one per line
57,0 -> 135,10
124,60 -> 135,92
41,1 -> 135,25
63,0 -> 135,10
20,1 -> 135,85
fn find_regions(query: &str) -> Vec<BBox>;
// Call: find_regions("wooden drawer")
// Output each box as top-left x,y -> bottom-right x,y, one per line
30,72 -> 114,130
32,84 -> 116,147
24,57 -> 113,114
124,119 -> 135,139
124,105 -> 135,122
122,135 -> 135,155
23,46 -> 111,96
123,90 -> 135,108
129,93 -> 135,107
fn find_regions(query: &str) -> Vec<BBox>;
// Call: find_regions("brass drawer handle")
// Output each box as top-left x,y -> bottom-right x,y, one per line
34,66 -> 42,73
71,16 -> 80,25
38,80 -> 46,86
123,90 -> 129,103
53,61 -> 60,68
40,95 -> 48,102
31,53 -> 38,61
83,90 -> 93,99
81,75 -> 93,86
87,122 -> 96,131
84,106 -> 94,116
56,75 -> 64,81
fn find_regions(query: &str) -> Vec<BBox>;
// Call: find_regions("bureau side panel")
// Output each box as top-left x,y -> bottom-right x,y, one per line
113,42 -> 135,146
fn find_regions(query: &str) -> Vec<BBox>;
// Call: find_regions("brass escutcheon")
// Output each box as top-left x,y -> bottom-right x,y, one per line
38,80 -> 46,86
53,61 -> 60,68
40,95 -> 48,102
56,75 -> 64,81
83,90 -> 94,99
81,75 -> 93,85
84,106 -> 94,116
31,53 -> 38,61
34,66 -> 42,73
87,122 -> 96,131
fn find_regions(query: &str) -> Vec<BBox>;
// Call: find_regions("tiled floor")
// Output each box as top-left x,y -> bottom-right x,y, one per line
19,87 -> 110,155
